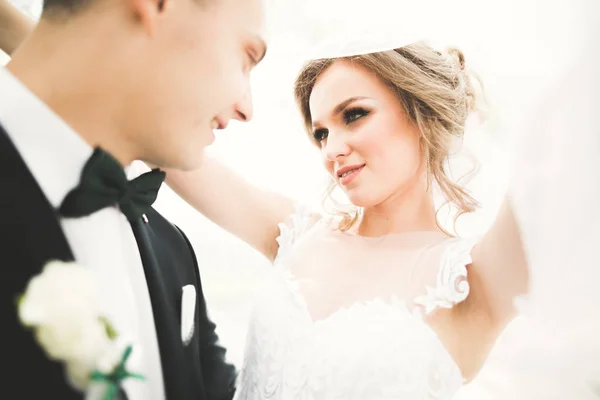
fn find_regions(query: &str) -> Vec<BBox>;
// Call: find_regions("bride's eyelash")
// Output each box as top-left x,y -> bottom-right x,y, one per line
343,107 -> 370,124
313,128 -> 328,142
312,107 -> 370,143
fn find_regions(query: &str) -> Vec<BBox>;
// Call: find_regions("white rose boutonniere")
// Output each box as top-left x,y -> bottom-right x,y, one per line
17,260 -> 144,399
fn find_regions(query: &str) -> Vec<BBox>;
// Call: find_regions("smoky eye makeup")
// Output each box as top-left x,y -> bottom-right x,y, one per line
342,107 -> 371,124
312,128 -> 329,142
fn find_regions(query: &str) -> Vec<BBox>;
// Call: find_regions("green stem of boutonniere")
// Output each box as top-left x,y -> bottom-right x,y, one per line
90,345 -> 145,400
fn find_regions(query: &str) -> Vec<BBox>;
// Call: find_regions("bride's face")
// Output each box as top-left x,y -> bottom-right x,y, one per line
309,60 -> 426,207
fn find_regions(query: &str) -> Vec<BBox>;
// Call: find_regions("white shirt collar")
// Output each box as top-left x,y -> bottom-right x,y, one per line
0,67 -> 140,209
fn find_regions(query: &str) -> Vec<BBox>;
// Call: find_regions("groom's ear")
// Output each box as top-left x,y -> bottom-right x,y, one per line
130,0 -> 170,36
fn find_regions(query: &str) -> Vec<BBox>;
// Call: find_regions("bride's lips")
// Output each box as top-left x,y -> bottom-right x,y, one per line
337,164 -> 365,186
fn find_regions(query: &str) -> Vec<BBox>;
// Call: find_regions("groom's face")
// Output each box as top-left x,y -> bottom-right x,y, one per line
126,0 -> 266,170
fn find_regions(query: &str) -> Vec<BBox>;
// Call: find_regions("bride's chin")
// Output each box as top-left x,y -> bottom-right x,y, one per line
346,190 -> 379,209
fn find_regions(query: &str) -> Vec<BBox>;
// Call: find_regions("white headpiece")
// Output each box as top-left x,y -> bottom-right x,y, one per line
306,24 -> 428,60
265,0 -> 455,61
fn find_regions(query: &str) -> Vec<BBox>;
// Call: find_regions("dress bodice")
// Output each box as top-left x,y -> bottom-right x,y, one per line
234,206 -> 476,400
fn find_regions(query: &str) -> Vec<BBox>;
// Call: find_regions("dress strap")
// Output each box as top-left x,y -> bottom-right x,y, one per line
413,238 -> 477,315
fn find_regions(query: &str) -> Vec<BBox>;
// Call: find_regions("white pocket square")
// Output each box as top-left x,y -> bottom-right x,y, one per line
181,285 -> 196,346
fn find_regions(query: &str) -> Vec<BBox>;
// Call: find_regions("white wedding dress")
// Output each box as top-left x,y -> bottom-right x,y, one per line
234,207 -> 476,400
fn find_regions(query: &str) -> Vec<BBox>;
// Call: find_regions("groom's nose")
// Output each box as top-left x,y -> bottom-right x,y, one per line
233,89 -> 254,122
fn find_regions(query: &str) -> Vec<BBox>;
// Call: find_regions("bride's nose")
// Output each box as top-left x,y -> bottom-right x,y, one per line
325,131 -> 351,161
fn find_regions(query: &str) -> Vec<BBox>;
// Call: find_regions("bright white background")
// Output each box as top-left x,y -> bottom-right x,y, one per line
2,0 -> 597,397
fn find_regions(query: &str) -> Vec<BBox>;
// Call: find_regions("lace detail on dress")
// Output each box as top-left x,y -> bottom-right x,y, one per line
414,238 -> 477,315
236,219 -> 472,400
234,266 -> 464,400
274,203 -> 321,266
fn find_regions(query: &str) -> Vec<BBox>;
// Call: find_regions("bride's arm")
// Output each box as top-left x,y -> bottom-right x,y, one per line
446,199 -> 528,380
462,199 -> 529,333
0,0 -> 34,56
164,158 -> 295,262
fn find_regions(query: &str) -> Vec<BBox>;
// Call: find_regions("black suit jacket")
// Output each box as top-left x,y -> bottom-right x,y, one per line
0,124 -> 237,400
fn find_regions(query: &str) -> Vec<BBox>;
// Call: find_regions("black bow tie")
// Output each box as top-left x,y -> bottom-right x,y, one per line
59,148 -> 166,221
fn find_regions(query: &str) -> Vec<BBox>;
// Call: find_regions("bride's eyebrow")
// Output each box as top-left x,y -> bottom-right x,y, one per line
312,96 -> 370,128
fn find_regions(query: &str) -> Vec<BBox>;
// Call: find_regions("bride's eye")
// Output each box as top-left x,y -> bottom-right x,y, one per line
343,107 -> 370,124
313,128 -> 329,142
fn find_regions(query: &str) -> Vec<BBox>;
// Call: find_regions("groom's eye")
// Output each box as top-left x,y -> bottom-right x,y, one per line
247,50 -> 259,67
243,49 -> 259,73
245,37 -> 267,69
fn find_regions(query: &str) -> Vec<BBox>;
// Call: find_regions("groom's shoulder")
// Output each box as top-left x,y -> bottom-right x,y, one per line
0,122 -> 49,208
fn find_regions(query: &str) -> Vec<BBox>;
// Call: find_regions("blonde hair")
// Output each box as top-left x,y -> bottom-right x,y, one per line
293,41 -> 483,231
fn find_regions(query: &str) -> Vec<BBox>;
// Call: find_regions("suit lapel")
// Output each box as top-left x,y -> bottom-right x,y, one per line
0,124 -> 81,398
129,218 -> 189,400
0,124 -> 74,271
1,124 -> 132,400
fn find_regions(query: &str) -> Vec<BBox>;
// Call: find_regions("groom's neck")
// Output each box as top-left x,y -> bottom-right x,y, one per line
7,17 -> 139,167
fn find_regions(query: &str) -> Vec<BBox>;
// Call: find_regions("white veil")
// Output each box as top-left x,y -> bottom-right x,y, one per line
265,0 -> 600,397
507,27 -> 600,395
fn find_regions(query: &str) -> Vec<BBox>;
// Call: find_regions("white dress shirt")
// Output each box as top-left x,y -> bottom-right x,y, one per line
0,67 -> 165,400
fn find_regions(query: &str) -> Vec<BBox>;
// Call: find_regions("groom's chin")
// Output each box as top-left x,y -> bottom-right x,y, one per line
145,124 -> 214,171
146,145 -> 206,172
175,147 -> 208,171
181,152 -> 206,171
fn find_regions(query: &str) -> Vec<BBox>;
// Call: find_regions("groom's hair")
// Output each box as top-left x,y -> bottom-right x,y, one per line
42,0 -> 211,19
42,0 -> 90,17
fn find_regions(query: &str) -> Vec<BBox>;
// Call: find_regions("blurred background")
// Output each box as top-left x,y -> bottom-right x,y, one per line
2,0 -> 597,397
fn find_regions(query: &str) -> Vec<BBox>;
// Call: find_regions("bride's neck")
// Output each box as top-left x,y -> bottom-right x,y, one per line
356,186 -> 440,238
